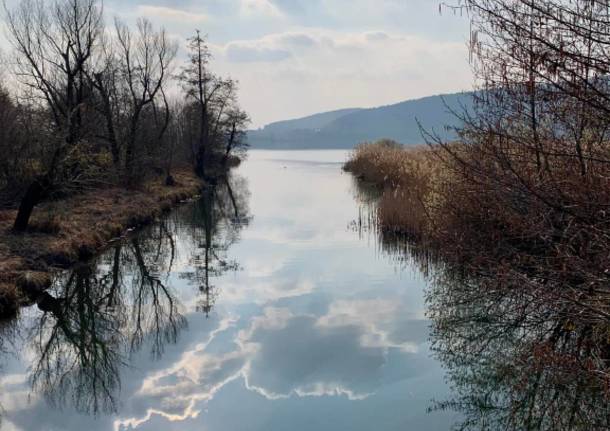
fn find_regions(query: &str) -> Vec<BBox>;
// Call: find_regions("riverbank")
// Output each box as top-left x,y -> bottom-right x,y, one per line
0,169 -> 204,317
346,140 -> 610,416
346,139 -> 610,344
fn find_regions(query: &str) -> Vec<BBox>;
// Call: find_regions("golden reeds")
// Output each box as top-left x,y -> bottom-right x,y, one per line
345,140 -> 449,242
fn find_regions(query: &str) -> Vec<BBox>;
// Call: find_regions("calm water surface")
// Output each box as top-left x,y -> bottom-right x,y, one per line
0,150 -> 459,431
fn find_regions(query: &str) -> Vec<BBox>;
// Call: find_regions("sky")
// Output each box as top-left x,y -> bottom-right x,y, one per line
0,0 -> 474,127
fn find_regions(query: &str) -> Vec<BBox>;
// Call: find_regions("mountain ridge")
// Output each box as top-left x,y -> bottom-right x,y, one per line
247,91 -> 474,149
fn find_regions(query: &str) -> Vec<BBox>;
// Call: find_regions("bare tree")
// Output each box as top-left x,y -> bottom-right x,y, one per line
90,36 -> 123,166
113,18 -> 177,183
5,0 -> 104,231
222,107 -> 250,165
0,0 -> 249,233
180,31 -> 234,178
419,0 -> 610,357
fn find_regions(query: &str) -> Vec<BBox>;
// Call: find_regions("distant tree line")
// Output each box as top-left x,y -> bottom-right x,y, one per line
0,0 -> 249,232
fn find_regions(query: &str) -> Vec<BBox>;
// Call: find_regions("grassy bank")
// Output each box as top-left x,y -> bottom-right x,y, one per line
0,169 -> 204,317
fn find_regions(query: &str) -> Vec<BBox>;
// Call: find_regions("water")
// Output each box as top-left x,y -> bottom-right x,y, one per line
0,150 -> 459,431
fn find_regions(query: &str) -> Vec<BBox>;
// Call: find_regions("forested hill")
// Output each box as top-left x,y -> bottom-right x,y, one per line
247,92 -> 474,149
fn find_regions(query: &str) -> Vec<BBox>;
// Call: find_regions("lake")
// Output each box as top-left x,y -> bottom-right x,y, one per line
0,150 -> 460,431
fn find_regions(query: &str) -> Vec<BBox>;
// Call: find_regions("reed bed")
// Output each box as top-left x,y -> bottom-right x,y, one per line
345,138 -> 610,320
345,139 -> 448,242
346,138 -> 610,404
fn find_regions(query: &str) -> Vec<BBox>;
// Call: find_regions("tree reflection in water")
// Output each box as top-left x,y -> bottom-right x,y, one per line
180,176 -> 251,317
30,264 -> 126,415
352,178 -> 610,431
427,270 -> 610,431
18,174 -> 250,416
0,319 -> 19,426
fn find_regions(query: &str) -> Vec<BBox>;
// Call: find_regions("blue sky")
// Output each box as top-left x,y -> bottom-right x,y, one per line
1,0 -> 474,127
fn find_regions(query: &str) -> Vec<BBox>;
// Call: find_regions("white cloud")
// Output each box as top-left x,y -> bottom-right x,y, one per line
364,31 -> 390,42
226,43 -> 291,63
136,5 -> 208,23
276,32 -> 317,47
239,0 -> 283,18
222,32 -> 320,63
212,29 -> 472,126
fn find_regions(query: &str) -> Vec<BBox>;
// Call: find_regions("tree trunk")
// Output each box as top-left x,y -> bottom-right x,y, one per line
195,148 -> 206,178
196,133 -> 206,178
93,74 -> 121,166
13,176 -> 50,232
125,107 -> 143,185
195,157 -> 203,177
222,123 -> 236,166
125,138 -> 135,181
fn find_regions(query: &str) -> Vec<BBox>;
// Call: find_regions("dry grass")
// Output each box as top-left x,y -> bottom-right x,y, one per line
346,139 -> 610,320
345,140 -> 449,240
0,169 -> 203,317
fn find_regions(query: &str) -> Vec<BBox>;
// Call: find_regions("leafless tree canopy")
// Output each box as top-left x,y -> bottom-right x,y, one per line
0,0 -> 250,230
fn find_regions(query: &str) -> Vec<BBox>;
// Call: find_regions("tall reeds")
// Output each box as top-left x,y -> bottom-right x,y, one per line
344,140 -> 448,242
347,137 -> 610,415
345,138 -> 610,322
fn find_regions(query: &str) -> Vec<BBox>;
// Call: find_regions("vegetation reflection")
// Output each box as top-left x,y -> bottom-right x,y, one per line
181,176 -> 251,316
428,270 -> 610,431
352,179 -> 610,431
20,174 -> 249,415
